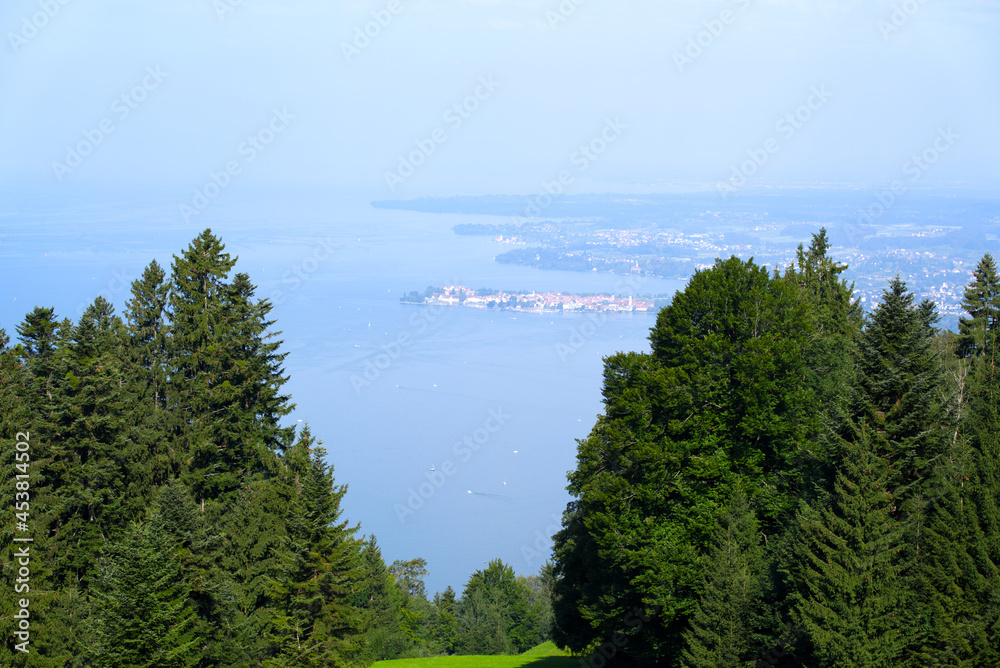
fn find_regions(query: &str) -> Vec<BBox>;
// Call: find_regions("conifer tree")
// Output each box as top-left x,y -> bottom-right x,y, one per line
168,232 -> 293,506
42,298 -> 134,589
119,264 -> 184,532
958,255 -> 1000,663
783,229 -> 863,493
0,328 -> 36,668
850,277 -> 947,492
457,559 -> 535,654
15,306 -> 61,402
3,318 -> 89,668
168,229 -> 238,504
211,272 -> 294,481
87,514 -> 198,668
681,487 -> 770,668
156,480 -> 244,667
267,430 -> 365,667
957,253 -> 999,359
791,434 -> 910,667
909,434 -> 997,667
455,588 -> 514,656
124,259 -> 171,409
432,586 -> 459,655
353,535 -> 410,661
224,474 -> 293,664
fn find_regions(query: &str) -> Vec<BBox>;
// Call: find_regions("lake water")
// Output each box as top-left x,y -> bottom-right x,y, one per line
0,187 -> 685,595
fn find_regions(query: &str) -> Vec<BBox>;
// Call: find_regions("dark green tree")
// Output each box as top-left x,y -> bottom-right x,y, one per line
0,328 -> 38,668
87,514 -> 198,668
169,233 -> 294,507
14,306 -> 61,402
432,586 -> 459,655
790,434 -> 910,667
680,486 -> 770,668
849,277 -> 948,492
553,256 -> 817,666
156,480 -> 244,667
909,434 -> 998,667
954,255 -> 1000,664
223,475 -> 294,665
267,430 -> 365,667
124,259 -> 171,409
353,535 -> 410,661
41,298 -> 135,590
957,253 -> 999,359
457,559 -> 534,655
455,588 -> 514,656
167,229 -> 237,504
782,229 -> 863,494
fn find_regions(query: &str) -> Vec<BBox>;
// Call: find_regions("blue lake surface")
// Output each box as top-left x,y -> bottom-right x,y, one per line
0,188 -> 685,595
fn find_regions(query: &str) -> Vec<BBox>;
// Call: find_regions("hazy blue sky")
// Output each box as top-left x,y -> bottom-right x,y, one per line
2,0 -> 998,199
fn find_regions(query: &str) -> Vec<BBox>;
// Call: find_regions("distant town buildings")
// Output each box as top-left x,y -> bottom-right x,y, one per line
416,286 -> 653,313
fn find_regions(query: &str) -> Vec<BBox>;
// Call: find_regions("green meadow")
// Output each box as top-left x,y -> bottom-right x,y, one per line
372,642 -> 579,668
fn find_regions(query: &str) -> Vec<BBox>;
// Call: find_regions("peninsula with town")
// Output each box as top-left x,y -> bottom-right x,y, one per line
400,285 -> 656,313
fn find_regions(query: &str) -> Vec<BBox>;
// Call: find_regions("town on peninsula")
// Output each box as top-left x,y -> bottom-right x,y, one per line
400,285 -> 655,313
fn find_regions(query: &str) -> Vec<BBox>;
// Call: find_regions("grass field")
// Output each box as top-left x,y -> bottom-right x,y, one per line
372,642 -> 579,668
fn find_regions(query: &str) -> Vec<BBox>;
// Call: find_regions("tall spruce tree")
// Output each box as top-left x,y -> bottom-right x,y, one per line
910,434 -> 997,667
15,306 -> 61,402
782,229 -> 863,494
5,313 -> 88,667
169,232 -> 293,507
790,434 -> 910,667
156,479 -> 244,667
168,229 -> 238,505
850,277 -> 947,493
353,535 -> 410,662
87,514 -> 199,668
125,259 -> 171,409
40,298 -> 135,589
0,328 -> 37,668
956,254 -> 1000,663
267,430 -> 365,667
681,486 -> 770,668
211,272 -> 294,480
957,253 -> 999,360
223,474 -> 294,665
